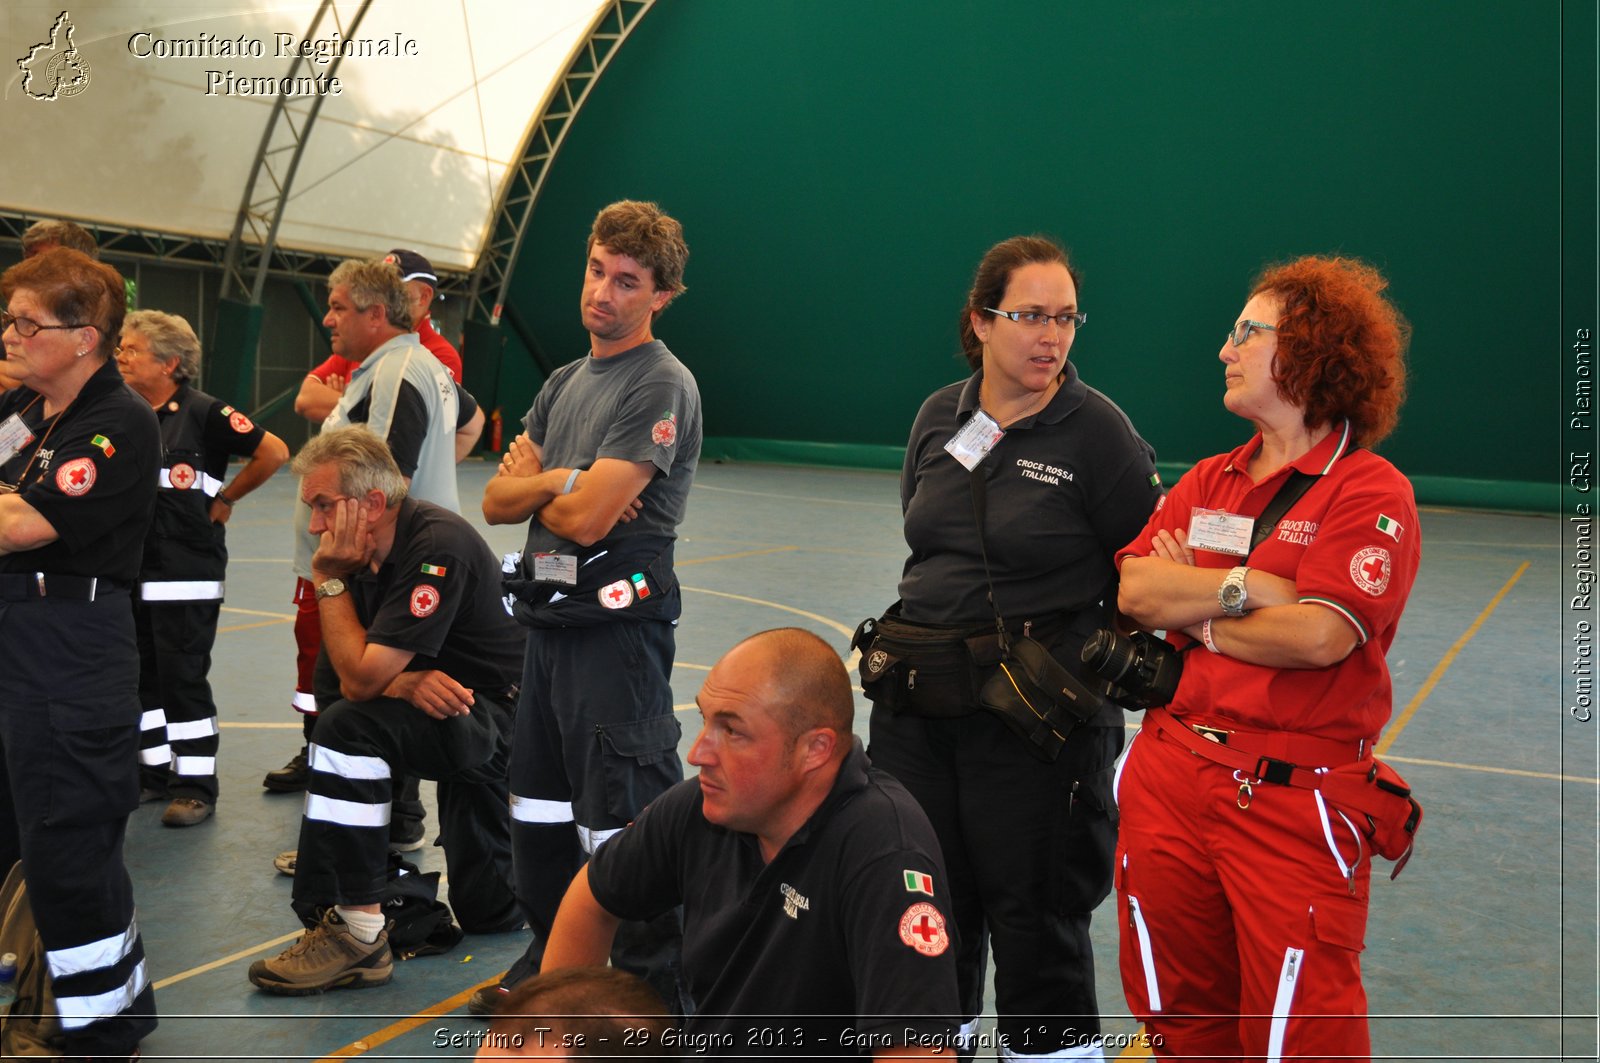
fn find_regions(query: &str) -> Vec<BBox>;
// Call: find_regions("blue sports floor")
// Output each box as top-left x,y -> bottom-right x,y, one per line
114,459 -> 1595,1061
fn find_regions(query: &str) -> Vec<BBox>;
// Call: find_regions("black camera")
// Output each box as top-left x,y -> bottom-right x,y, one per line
1080,629 -> 1183,710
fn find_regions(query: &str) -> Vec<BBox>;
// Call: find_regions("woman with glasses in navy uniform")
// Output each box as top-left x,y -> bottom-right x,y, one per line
0,248 -> 159,1060
866,235 -> 1161,1060
1114,256 -> 1418,1060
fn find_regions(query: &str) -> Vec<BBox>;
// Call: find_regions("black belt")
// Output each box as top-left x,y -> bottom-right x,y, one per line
0,573 -> 129,602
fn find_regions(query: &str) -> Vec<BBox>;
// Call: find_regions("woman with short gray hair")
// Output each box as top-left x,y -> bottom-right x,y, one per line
118,309 -> 289,827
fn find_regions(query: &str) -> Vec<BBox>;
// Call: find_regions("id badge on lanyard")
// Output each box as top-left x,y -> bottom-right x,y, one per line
0,414 -> 36,467
943,410 -> 1004,471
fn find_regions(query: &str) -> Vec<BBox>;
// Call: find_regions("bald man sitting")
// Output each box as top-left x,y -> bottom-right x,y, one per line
539,628 -> 961,1059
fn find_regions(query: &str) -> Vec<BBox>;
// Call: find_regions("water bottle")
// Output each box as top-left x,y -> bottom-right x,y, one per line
0,951 -> 17,1009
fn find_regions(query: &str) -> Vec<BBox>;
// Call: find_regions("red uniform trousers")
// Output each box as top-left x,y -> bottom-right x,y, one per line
1114,723 -> 1373,1062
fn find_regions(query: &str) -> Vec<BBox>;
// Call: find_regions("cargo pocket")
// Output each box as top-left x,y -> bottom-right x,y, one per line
45,697 -> 140,827
596,714 -> 683,824
1051,758 -> 1117,913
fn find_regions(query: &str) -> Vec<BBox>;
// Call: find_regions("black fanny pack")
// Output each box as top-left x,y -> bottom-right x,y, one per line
503,537 -> 680,628
852,610 -> 1001,719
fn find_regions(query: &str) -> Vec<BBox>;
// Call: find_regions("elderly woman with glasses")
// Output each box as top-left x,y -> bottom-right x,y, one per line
1113,256 -> 1418,1060
863,234 -> 1161,1060
117,310 -> 289,828
0,247 -> 160,1058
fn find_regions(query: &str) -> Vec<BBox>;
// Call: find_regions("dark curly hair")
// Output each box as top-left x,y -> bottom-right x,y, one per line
1250,255 -> 1411,446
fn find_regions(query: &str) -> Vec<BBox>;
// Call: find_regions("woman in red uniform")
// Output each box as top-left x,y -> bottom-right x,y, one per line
1114,256 -> 1417,1060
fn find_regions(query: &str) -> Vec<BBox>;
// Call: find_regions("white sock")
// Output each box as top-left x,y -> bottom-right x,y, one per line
336,906 -> 385,944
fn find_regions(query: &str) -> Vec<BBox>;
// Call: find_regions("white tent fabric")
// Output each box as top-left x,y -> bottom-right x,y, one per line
1,0 -> 608,271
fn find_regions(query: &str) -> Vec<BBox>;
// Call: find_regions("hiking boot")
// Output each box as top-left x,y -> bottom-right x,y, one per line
263,746 -> 310,793
273,849 -> 297,876
160,798 -> 214,827
248,910 -> 392,995
468,982 -> 510,1017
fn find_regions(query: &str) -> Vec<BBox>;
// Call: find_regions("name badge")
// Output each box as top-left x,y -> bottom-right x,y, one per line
533,552 -> 578,586
943,411 -> 1004,471
0,414 -> 36,467
1188,507 -> 1254,556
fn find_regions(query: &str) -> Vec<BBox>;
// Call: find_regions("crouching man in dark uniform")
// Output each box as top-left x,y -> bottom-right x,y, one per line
542,628 -> 962,1060
249,426 -> 520,995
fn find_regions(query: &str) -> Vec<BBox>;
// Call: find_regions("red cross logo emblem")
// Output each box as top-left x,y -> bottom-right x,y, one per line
1349,546 -> 1392,597
55,458 -> 95,497
169,463 -> 196,490
229,411 -> 254,434
898,902 -> 949,956
409,584 -> 440,617
598,579 -> 634,610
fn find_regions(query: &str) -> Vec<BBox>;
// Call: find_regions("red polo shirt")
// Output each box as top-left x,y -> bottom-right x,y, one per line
1117,421 -> 1421,743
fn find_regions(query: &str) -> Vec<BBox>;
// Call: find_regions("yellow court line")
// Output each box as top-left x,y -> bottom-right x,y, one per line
318,974 -> 504,1060
151,930 -> 302,991
218,617 -> 293,634
679,585 -> 856,639
678,545 -> 800,566
1376,560 -> 1530,756
1383,752 -> 1599,787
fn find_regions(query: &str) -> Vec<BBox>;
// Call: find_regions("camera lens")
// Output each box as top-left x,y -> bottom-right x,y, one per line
1081,629 -> 1137,685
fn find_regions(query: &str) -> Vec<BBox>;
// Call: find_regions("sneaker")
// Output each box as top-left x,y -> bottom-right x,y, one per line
388,824 -> 426,853
160,797 -> 214,828
468,983 -> 510,1016
273,849 -> 297,876
263,746 -> 310,793
248,910 -> 393,995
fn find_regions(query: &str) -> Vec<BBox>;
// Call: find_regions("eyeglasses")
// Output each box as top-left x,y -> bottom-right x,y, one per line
1230,319 -> 1277,347
0,310 -> 87,338
985,308 -> 1086,330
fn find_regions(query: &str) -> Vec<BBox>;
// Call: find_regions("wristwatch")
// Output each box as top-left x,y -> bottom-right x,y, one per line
315,578 -> 348,601
1218,566 -> 1250,617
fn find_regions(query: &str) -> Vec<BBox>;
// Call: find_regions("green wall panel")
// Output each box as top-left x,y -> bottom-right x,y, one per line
499,0 -> 1560,496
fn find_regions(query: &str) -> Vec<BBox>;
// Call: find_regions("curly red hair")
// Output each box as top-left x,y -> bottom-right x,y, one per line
1251,256 -> 1410,446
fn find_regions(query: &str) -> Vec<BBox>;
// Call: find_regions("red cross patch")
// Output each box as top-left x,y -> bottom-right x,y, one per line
169,463 -> 196,490
229,410 -> 254,434
598,579 -> 634,610
651,414 -> 676,447
1349,546 -> 1392,596
409,584 -> 440,617
898,902 -> 949,957
55,457 -> 96,496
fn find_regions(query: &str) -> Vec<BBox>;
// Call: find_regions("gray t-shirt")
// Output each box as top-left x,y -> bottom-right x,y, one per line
521,340 -> 701,557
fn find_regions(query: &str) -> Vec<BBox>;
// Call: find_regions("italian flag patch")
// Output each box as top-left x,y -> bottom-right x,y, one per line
91,434 -> 115,457
420,563 -> 447,576
903,870 -> 933,896
1375,514 -> 1403,541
